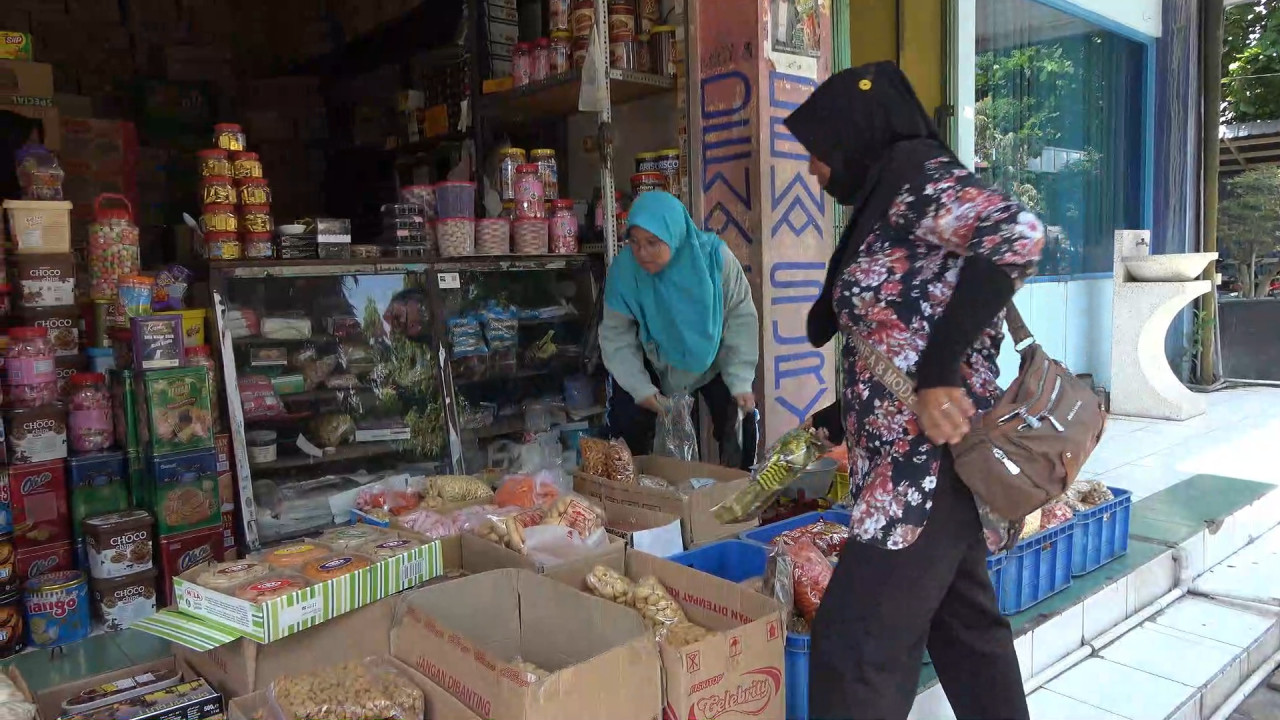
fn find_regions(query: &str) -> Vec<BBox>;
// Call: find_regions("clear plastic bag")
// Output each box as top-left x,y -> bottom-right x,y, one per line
656,620 -> 712,648
541,492 -> 606,536
712,426 -> 823,524
422,474 -> 494,503
765,538 -> 831,627
585,564 -> 634,605
654,393 -> 698,462
467,505 -> 546,553
482,304 -> 519,351
630,575 -> 687,629
522,524 -> 608,566
238,375 -> 286,420
775,520 -> 849,559
15,142 -> 64,200
268,657 -> 424,720
493,470 -> 565,508
448,315 -> 488,357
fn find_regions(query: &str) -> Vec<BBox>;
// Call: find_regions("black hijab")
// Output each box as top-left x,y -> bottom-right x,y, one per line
784,61 -> 951,347
0,111 -> 42,201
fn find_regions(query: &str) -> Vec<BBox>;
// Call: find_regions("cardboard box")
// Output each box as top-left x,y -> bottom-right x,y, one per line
137,535 -> 445,644
603,500 -> 684,557
575,456 -> 754,548
0,58 -> 53,99
457,527 -> 626,576
227,656 -> 483,720
390,569 -> 663,720
549,551 -> 788,720
11,657 -> 182,720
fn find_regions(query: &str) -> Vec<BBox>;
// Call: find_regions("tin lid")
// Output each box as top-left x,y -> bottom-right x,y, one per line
83,509 -> 152,530
25,570 -> 85,593
657,148 -> 679,155
551,30 -> 572,39
196,149 -> 228,159
514,41 -> 532,51
205,232 -> 238,243
636,151 -> 659,159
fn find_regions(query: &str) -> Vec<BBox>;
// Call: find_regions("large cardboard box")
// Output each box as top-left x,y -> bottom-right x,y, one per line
391,569 -> 663,720
602,500 -> 684,557
227,657 -> 482,720
0,58 -> 52,99
575,456 -> 755,547
11,657 -> 183,720
549,551 -> 788,720
458,527 -> 626,576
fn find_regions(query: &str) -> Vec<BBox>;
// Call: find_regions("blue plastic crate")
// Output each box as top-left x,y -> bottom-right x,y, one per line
991,520 -> 1075,615
739,510 -> 854,547
667,539 -> 771,583
785,632 -> 811,720
1070,487 -> 1133,576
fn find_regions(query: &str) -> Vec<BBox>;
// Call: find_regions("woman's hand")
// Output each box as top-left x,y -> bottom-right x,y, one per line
638,393 -> 669,414
916,387 -> 976,446
734,393 -> 756,412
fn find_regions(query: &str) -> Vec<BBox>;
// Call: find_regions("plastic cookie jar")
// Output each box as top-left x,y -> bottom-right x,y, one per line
87,194 -> 140,302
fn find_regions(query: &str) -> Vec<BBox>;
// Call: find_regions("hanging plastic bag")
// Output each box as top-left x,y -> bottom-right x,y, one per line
578,23 -> 607,112
712,426 -> 824,524
653,393 -> 698,462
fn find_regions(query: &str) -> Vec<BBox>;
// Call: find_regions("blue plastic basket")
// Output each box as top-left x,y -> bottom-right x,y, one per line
991,520 -> 1075,615
1070,487 -> 1133,576
739,510 -> 854,547
667,539 -> 771,584
785,632 -> 811,720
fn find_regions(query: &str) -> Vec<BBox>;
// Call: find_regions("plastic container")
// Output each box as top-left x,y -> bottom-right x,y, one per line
512,219 -> 549,254
87,194 -> 141,302
206,232 -> 241,260
513,42 -> 533,85
533,38 -> 551,81
238,178 -> 272,206
247,429 -> 278,465
1069,487 -> 1132,576
400,185 -> 436,218
213,123 -> 246,151
197,149 -> 232,178
199,204 -> 237,234
435,181 -> 476,219
668,539 -> 770,584
549,200 -> 578,253
240,204 -> 273,233
242,232 -> 274,259
785,632 -> 812,720
5,326 -> 55,385
198,175 -> 236,205
513,164 -> 545,218
532,149 -> 559,200
475,219 -> 511,255
550,32 -> 571,74
231,151 -> 262,179
990,520 -> 1075,615
4,200 -> 72,254
68,372 -> 113,453
437,218 -> 475,257
115,275 -> 153,321
738,509 -> 853,547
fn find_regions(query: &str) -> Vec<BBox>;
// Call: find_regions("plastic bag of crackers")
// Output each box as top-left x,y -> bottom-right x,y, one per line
585,565 -> 713,648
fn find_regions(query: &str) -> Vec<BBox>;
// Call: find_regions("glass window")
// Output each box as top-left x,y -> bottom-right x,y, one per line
967,0 -> 1148,276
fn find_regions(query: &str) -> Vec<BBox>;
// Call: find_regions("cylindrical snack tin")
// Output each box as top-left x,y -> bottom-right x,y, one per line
0,532 -> 15,594
0,591 -> 23,658
24,570 -> 90,649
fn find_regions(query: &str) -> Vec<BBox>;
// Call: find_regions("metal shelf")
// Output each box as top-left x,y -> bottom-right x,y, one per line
478,69 -> 675,125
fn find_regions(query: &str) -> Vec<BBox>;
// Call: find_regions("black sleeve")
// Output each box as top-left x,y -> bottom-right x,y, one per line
916,255 -> 1016,389
809,401 -> 846,446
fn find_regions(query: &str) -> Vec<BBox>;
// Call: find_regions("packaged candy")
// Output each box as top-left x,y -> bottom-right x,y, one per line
713,427 -> 823,524
67,372 -> 113,452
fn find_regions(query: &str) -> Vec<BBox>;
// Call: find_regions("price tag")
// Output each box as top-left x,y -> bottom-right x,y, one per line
278,596 -> 323,627
437,272 -> 461,289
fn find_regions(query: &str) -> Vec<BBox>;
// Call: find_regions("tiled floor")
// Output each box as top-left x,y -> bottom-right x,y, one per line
1085,387 -> 1280,500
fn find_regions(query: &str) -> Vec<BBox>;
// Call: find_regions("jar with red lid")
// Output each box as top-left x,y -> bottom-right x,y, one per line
199,175 -> 236,205
550,200 -> 579,254
87,194 -> 141,302
200,205 -> 237,234
550,32 -> 571,74
533,38 -> 551,82
240,205 -> 273,234
231,151 -> 263,179
242,232 -> 273,259
513,42 -> 533,86
595,191 -> 622,230
238,177 -> 271,206
213,123 -> 246,151
513,163 -> 546,218
631,172 -> 667,195
206,232 -> 241,260
68,372 -> 112,452
197,149 -> 232,177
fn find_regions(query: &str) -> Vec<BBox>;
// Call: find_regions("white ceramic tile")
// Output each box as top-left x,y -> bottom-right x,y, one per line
1015,631 -> 1035,682
1083,577 -> 1130,642
1152,597 -> 1276,649
906,682 -> 955,720
1045,658 -> 1196,720
1165,699 -> 1200,720
1205,514 -> 1248,569
1178,533 -> 1207,583
1193,524 -> 1280,602
1032,604 -> 1084,675
1200,655 -> 1245,718
1100,624 -> 1240,688
1128,552 -> 1177,612
1247,625 -> 1280,676
1026,689 -> 1129,720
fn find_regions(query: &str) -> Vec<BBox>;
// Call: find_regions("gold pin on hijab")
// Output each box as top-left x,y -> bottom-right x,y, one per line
858,78 -> 872,90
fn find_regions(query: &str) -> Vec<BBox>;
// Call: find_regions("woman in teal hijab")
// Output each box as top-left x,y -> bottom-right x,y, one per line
600,191 -> 760,469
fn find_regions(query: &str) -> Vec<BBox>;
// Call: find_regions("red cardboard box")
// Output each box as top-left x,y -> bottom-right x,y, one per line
8,458 -> 71,548
157,527 -> 225,607
16,540 -> 74,584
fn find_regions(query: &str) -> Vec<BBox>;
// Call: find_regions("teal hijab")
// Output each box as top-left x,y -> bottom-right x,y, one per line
605,191 -> 726,375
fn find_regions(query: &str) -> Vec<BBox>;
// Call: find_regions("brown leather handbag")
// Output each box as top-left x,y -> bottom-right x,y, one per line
852,304 -> 1108,520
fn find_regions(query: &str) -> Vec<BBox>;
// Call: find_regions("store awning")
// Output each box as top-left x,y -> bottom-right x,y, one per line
1220,120 -> 1280,174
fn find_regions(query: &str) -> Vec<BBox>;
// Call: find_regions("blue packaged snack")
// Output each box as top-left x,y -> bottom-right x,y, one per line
448,315 -> 488,358
149,448 -> 219,535
68,451 -> 130,541
482,304 -> 519,351
24,570 -> 90,649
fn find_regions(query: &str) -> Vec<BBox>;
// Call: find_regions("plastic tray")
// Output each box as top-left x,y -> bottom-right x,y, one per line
990,519 -> 1075,615
739,510 -> 853,547
1069,487 -> 1132,576
667,539 -> 769,584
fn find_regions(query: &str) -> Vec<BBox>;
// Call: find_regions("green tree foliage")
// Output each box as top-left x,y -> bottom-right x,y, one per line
1222,0 -> 1280,124
1218,166 -> 1280,297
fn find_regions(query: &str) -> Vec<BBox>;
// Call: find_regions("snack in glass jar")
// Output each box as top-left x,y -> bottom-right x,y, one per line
240,204 -> 273,233
199,204 -> 237,233
237,178 -> 271,206
198,175 -> 235,205
550,31 -> 571,74
499,148 -> 526,201
197,148 -> 232,177
513,163 -> 545,218
7,379 -> 58,408
213,123 -> 246,151
549,199 -> 578,253
531,148 -> 558,199
549,0 -> 570,31
533,37 -> 551,81
242,231 -> 273,259
230,151 -> 262,179
67,372 -> 113,453
513,42 -> 533,86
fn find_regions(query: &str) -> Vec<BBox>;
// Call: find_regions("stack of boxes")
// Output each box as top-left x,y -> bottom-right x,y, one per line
0,42 -> 59,149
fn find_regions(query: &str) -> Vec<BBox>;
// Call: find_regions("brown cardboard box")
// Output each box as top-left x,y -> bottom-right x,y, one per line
390,569 -> 663,720
227,657 -> 482,720
458,527 -> 626,576
575,456 -> 755,548
0,59 -> 53,99
0,102 -> 59,148
603,500 -> 684,557
549,551 -> 787,720
11,657 -> 185,720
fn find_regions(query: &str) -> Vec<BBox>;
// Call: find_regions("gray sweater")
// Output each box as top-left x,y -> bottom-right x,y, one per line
599,244 -> 760,400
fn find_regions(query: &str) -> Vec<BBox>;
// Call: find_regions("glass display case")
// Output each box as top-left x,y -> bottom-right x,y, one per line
211,260 -> 449,548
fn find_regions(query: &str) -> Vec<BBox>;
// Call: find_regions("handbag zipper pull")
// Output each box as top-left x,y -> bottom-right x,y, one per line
1044,413 -> 1065,432
992,447 -> 1022,475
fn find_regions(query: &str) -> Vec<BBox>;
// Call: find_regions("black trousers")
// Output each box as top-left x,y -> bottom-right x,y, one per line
604,372 -> 756,472
809,455 -> 1029,720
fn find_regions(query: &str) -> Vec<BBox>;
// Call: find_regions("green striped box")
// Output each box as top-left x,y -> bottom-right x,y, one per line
134,540 -> 444,648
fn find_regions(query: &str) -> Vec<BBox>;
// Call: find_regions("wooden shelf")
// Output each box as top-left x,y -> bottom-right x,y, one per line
213,254 -> 589,278
478,69 -> 675,125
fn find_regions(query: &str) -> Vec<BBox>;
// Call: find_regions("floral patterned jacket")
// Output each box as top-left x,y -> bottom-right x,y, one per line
834,156 -> 1045,550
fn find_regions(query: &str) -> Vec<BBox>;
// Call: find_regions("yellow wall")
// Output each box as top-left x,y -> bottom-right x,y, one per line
847,0 -> 946,117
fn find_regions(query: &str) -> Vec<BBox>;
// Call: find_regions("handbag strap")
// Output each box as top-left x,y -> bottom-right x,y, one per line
852,303 -> 1034,410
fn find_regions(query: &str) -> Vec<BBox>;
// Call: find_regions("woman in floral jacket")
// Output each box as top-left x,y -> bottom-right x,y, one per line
785,62 -> 1045,719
